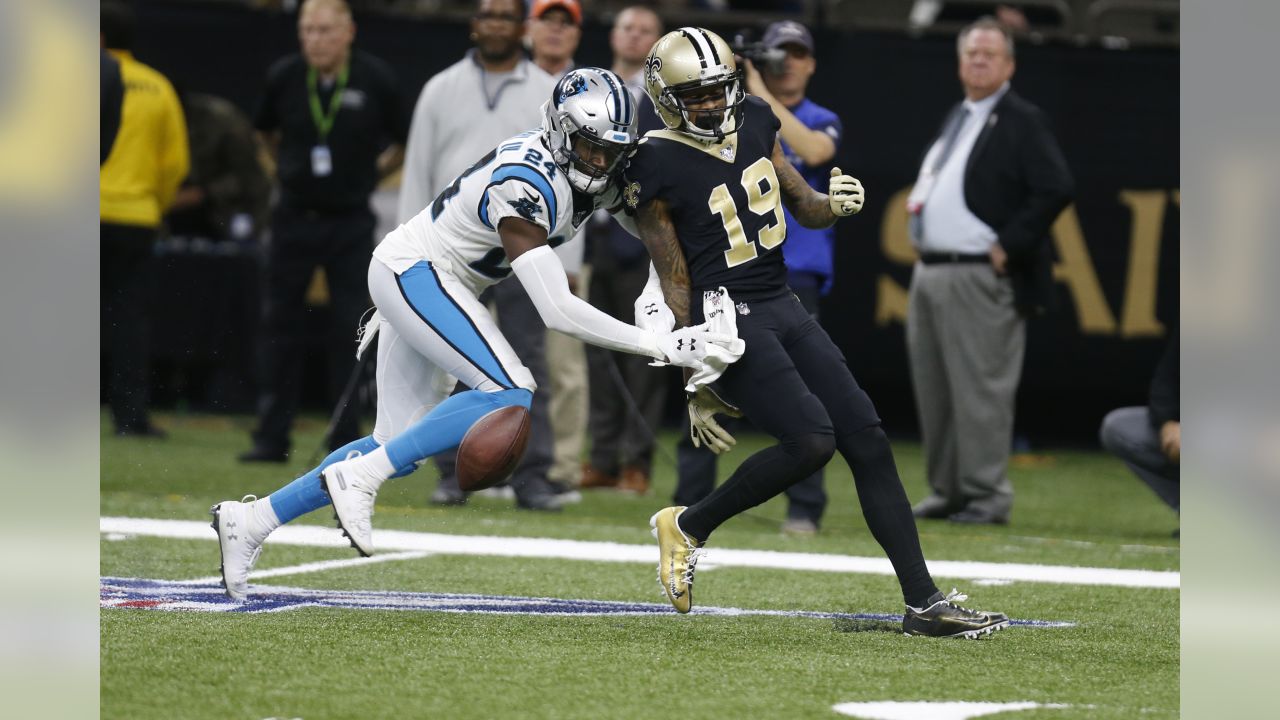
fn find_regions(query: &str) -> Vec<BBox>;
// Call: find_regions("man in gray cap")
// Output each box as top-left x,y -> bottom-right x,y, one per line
675,20 -> 846,536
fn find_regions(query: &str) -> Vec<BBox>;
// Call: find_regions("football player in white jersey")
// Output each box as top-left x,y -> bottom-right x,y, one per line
209,68 -> 743,600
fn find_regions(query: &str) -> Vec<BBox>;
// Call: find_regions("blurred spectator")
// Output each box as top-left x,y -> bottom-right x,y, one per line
905,17 -> 1073,524
1101,330 -> 1179,530
528,0 -> 588,499
240,0 -> 408,462
397,0 -> 563,510
100,0 -> 190,437
167,92 -> 271,241
526,0 -> 580,78
670,20 -> 839,533
580,4 -> 666,496
101,48 -> 123,165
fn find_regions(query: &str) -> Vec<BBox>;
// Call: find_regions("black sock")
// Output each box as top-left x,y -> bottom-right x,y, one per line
841,425 -> 939,608
679,432 -> 835,542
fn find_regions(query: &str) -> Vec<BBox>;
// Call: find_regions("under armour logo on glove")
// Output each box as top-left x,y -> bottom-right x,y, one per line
643,303 -> 661,317
677,338 -> 697,351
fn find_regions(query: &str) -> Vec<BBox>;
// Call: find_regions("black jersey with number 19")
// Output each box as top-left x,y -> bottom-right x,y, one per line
623,95 -> 790,301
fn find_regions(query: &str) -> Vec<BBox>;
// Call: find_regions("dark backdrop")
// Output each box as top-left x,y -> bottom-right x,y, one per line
131,1 -> 1179,443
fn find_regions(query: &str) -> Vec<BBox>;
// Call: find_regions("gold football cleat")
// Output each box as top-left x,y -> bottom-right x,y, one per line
650,506 -> 704,613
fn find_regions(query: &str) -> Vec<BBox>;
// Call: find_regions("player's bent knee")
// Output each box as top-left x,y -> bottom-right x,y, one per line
787,432 -> 836,474
489,387 -> 533,410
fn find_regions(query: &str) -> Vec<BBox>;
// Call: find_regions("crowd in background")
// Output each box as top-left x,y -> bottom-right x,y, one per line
100,0 -> 1179,533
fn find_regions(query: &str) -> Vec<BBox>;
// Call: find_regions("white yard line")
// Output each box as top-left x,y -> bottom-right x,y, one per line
100,516 -> 1180,589
174,550 -> 432,585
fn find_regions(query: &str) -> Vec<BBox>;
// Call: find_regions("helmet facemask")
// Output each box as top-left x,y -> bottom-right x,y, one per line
564,130 -> 634,195
664,71 -> 745,141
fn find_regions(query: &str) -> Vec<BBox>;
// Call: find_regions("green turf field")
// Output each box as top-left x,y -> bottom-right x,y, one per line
101,413 -> 1179,719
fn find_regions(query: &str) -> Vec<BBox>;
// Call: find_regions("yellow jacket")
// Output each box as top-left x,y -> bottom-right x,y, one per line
100,50 -> 190,228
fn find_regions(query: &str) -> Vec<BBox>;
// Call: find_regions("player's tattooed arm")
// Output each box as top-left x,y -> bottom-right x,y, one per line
634,197 -> 693,327
773,139 -> 838,229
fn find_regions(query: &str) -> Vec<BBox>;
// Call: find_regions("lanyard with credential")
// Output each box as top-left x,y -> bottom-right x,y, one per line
306,62 -> 348,176
307,62 -> 349,143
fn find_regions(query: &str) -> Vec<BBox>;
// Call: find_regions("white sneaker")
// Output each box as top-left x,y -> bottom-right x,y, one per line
210,496 -> 265,601
321,459 -> 378,557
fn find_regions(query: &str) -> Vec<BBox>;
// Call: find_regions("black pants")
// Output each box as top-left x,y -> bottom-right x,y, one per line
250,204 -> 373,453
677,291 -> 936,605
101,223 -> 157,432
675,285 -> 828,523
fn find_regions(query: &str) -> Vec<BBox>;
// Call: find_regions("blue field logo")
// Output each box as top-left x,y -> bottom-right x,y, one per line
100,577 -> 1074,627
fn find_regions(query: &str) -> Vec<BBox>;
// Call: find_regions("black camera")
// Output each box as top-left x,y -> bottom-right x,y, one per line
730,30 -> 787,75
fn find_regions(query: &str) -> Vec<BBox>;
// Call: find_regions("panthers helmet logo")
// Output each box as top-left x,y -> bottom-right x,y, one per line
556,72 -> 590,104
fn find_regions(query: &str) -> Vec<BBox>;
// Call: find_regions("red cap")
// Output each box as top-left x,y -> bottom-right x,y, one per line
530,0 -> 581,25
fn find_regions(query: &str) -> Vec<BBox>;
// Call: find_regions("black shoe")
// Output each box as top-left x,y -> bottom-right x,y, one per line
903,590 -> 1010,639
116,424 -> 167,439
948,507 -> 1009,525
238,446 -> 288,463
911,495 -> 955,520
429,486 -> 468,506
515,489 -> 565,512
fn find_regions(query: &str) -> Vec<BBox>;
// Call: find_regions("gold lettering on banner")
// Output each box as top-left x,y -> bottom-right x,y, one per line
1117,190 -> 1168,337
1051,205 -> 1117,334
875,187 -> 1174,337
874,187 -> 916,326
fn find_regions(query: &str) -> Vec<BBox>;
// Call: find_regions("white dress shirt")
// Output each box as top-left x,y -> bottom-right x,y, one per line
913,83 -> 1010,254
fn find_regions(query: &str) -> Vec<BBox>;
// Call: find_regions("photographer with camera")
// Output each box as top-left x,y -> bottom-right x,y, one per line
674,20 -> 844,535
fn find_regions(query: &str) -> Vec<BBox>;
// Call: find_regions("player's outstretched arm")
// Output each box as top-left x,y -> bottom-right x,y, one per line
773,138 -> 856,229
633,197 -> 693,328
501,216 -> 728,369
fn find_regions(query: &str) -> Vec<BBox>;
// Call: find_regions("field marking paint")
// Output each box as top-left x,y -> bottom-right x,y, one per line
100,516 -> 1180,589
175,551 -> 432,585
832,701 -> 1069,720
100,577 -> 1075,627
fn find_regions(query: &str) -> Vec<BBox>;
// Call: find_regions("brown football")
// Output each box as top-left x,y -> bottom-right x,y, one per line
456,405 -> 531,492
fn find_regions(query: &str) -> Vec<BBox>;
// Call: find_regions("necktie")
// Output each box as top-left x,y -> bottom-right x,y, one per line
930,107 -> 971,173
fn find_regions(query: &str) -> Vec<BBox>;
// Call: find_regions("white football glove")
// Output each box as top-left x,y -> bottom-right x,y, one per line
634,296 -> 676,335
828,167 -> 864,216
653,324 -> 740,370
688,385 -> 742,454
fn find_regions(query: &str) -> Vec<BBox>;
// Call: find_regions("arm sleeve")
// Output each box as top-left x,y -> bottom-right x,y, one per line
252,59 -> 286,133
373,57 -> 410,144
997,107 -> 1075,261
157,80 -> 190,212
511,246 -> 663,359
1148,330 -> 1179,429
397,81 -> 436,223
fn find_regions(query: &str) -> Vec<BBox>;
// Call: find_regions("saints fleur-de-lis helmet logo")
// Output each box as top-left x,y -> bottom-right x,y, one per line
644,55 -> 663,85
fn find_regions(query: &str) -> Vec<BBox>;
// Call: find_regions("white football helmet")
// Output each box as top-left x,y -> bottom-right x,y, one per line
643,27 -> 745,142
541,67 -> 639,194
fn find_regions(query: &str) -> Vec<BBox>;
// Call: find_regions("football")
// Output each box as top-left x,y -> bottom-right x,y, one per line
456,405 -> 531,492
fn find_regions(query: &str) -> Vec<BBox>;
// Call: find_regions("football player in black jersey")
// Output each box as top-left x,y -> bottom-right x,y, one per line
629,27 -> 1008,638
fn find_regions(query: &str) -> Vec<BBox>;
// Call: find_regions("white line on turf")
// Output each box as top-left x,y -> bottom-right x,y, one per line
174,550 -> 432,585
832,701 -> 1071,720
100,516 -> 1180,589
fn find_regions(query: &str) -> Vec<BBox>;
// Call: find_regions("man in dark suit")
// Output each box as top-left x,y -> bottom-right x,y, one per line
905,17 -> 1074,525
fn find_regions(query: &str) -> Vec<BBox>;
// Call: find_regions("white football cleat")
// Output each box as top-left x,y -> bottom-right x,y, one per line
210,496 -> 265,601
321,459 -> 378,557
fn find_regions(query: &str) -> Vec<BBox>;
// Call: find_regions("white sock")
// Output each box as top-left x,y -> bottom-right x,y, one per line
252,497 -> 282,543
345,445 -> 396,490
